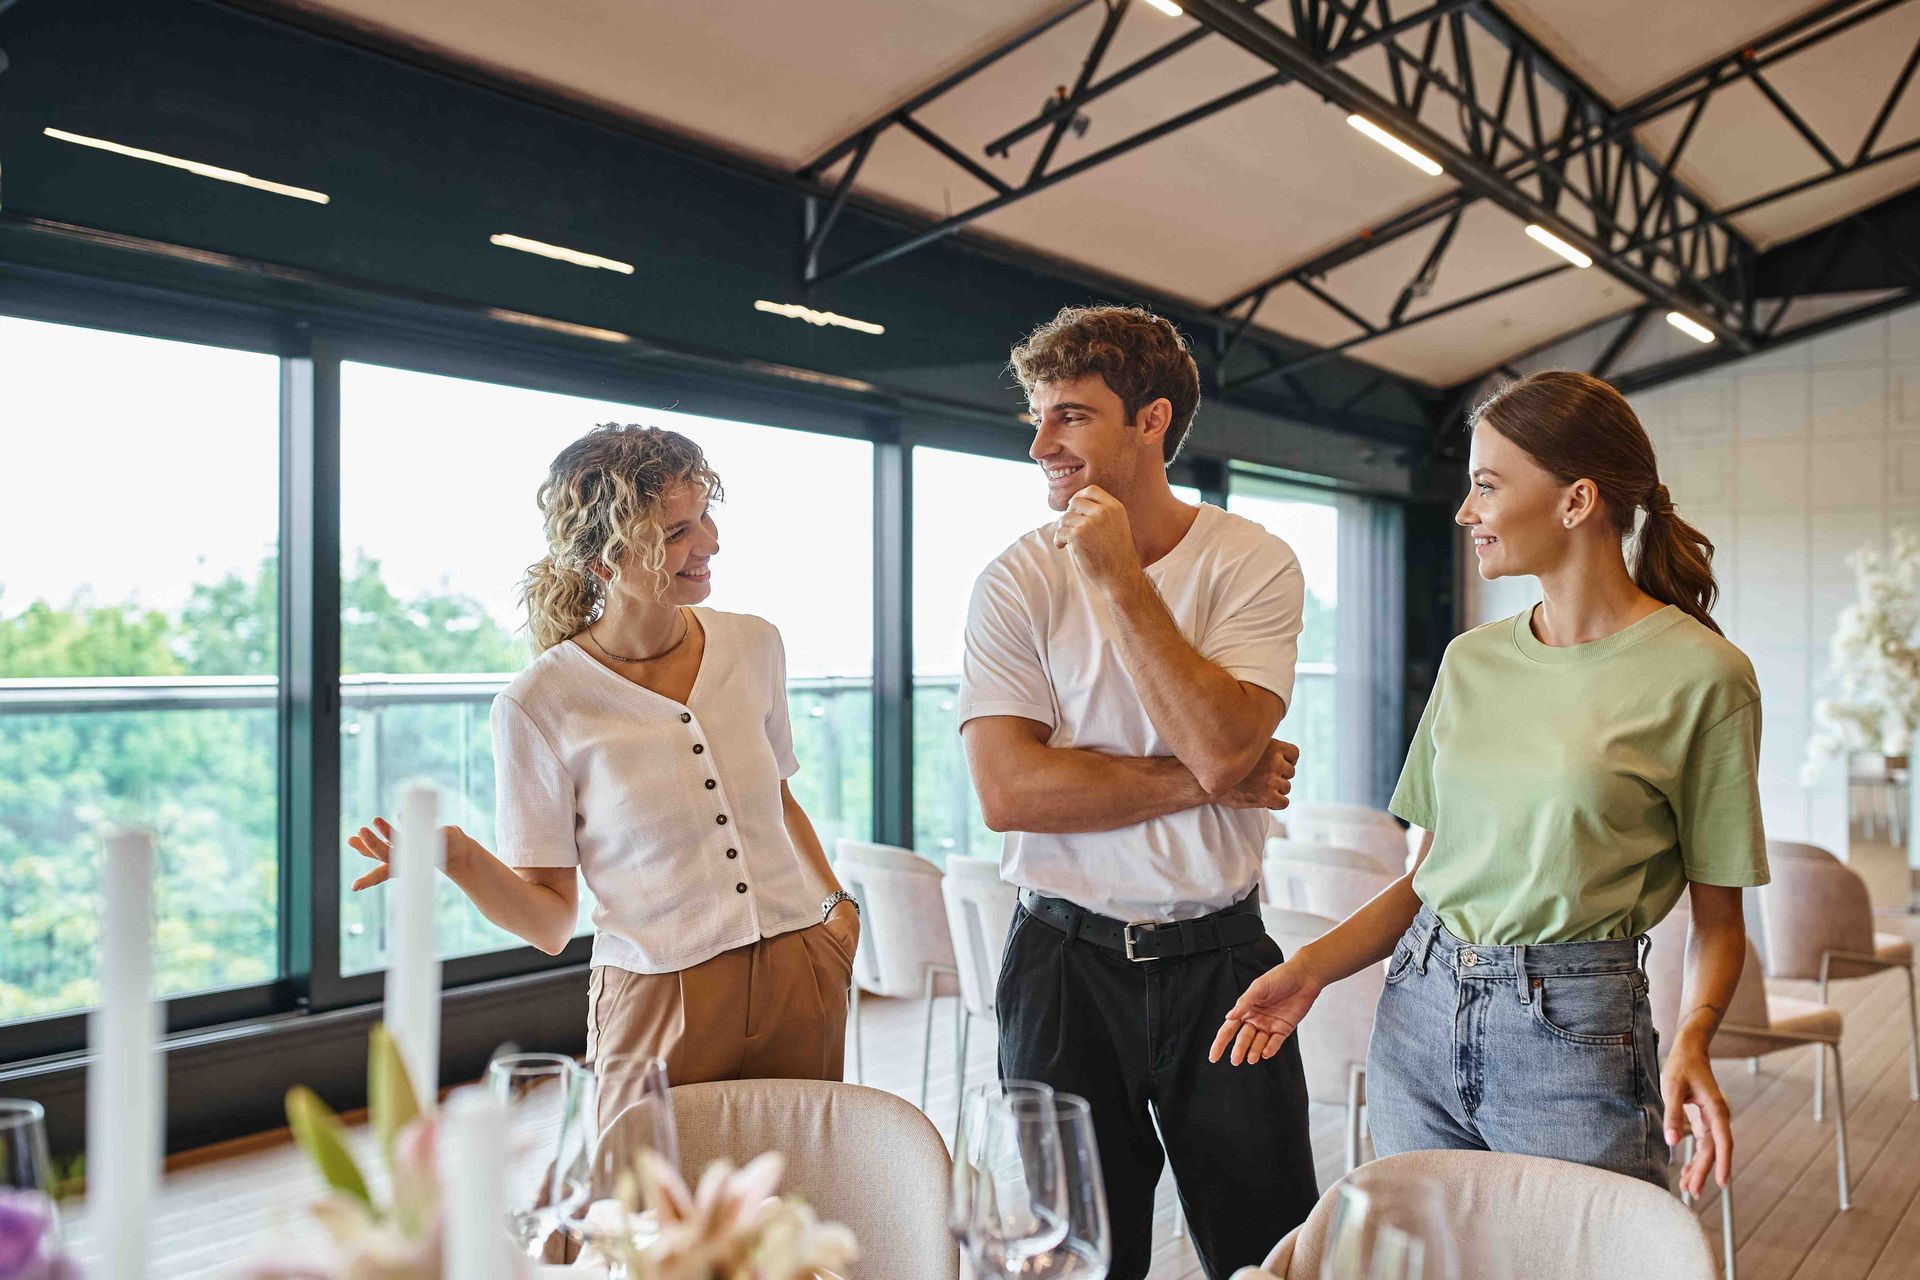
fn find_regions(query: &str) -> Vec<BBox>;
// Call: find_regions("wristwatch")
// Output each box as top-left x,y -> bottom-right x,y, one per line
822,889 -> 859,921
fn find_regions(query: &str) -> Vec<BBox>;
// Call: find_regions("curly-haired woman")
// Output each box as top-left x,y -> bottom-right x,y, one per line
348,424 -> 858,1107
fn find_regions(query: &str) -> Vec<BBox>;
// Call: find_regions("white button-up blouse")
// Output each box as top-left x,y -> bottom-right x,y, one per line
490,608 -> 819,974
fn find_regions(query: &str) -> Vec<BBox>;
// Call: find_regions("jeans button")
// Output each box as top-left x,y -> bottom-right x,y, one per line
1460,948 -> 1479,967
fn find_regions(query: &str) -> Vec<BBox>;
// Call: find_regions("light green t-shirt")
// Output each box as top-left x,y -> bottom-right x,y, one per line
1391,604 -> 1768,945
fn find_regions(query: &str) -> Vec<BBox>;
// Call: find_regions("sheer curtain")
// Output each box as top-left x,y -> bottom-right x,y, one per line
1335,495 -> 1405,808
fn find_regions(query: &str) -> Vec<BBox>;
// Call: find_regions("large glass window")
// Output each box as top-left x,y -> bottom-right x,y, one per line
338,363 -> 872,971
1227,479 -> 1339,806
909,446 -> 1199,862
0,316 -> 280,1021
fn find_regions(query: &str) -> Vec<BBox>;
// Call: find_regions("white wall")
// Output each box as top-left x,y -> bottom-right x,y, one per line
1464,305 -> 1920,852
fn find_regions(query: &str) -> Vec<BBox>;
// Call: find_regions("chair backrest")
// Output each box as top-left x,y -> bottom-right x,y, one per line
1264,843 -> 1398,920
940,856 -> 1018,1020
1259,906 -> 1383,1107
1265,836 -> 1402,877
832,839 -> 956,997
1758,854 -> 1876,980
1645,893 -> 1691,1051
1288,801 -> 1400,830
1767,838 -> 1839,863
1262,1150 -> 1715,1279
1281,808 -> 1409,868
655,1079 -> 960,1280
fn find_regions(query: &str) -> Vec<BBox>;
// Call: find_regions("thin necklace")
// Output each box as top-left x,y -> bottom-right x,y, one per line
590,611 -> 689,663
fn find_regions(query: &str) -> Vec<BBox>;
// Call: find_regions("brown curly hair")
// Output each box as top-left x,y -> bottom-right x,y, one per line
1009,304 -> 1203,464
520,424 -> 723,652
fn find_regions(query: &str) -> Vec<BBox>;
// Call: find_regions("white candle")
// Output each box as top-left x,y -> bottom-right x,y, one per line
387,784 -> 443,1104
88,829 -> 160,1280
440,1085 -> 511,1280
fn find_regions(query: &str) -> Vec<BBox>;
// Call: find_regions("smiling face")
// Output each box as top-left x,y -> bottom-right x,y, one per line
1027,374 -> 1169,511
1457,418 -> 1584,579
602,478 -> 720,608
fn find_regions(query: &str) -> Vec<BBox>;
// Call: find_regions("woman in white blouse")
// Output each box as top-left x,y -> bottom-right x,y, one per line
347,424 -> 859,1098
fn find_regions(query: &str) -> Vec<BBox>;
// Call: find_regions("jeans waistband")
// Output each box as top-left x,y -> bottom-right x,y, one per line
1406,904 -> 1644,980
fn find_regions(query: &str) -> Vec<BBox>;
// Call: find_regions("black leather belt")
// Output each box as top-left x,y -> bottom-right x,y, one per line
1018,888 -> 1266,962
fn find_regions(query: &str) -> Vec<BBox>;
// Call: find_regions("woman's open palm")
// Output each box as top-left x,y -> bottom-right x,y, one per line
346,816 -> 470,891
1208,958 -> 1323,1067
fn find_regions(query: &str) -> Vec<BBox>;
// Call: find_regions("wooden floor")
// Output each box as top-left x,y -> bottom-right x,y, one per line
63,916 -> 1920,1277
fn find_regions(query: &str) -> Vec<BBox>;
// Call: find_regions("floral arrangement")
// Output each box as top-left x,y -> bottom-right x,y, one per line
250,1025 -> 452,1279
592,1150 -> 856,1280
0,1191 -> 80,1280
1807,526 -> 1920,779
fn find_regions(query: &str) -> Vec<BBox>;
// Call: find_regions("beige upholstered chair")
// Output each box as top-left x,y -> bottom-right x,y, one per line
832,839 -> 959,1104
1263,837 -> 1399,918
637,1079 -> 959,1280
1260,906 -> 1381,1171
1242,1149 -> 1715,1279
1755,842 -> 1918,1109
1280,803 -> 1409,869
938,854 -> 1018,1128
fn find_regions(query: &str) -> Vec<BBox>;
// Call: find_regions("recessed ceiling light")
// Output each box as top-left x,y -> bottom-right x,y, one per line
1345,114 -> 1442,177
754,300 -> 885,335
42,127 -> 330,204
1666,311 -> 1716,344
485,308 -> 630,344
489,234 -> 635,274
1524,224 -> 1593,269
1144,0 -> 1184,15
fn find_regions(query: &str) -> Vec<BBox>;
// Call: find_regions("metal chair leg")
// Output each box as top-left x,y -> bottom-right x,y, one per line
1344,1064 -> 1364,1173
850,983 -> 864,1084
1829,1042 -> 1852,1211
954,1011 -> 972,1137
919,968 -> 939,1111
1721,1181 -> 1735,1280
1816,960 -> 1832,1121
1904,968 -> 1919,1101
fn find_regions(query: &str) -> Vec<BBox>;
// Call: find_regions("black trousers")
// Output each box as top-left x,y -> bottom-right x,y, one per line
996,902 -> 1320,1280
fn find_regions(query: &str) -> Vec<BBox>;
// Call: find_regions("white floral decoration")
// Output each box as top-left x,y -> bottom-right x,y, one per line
1805,526 -> 1920,781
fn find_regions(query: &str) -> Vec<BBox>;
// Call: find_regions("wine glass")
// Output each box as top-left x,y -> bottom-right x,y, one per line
485,1052 -> 581,1258
1319,1184 -> 1372,1280
1012,1093 -> 1109,1278
950,1081 -> 1069,1275
1362,1177 -> 1459,1280
554,1055 -> 679,1279
0,1101 -> 62,1263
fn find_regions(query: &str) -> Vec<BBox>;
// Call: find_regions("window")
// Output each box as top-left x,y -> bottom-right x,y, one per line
1226,480 -> 1339,806
337,363 -> 872,970
0,316 -> 280,1021
909,446 -> 1199,862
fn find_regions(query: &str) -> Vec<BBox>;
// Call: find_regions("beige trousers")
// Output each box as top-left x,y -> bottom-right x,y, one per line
585,919 -> 854,1120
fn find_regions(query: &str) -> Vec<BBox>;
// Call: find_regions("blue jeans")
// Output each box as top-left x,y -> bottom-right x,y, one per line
1365,905 -> 1670,1188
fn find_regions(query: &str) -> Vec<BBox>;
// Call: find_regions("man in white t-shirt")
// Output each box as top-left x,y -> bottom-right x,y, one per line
959,305 -> 1317,1279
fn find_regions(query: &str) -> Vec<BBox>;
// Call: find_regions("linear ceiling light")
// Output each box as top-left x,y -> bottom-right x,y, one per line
485,308 -> 630,344
1345,114 -> 1442,177
753,300 -> 885,335
1143,0 -> 1184,15
489,233 -> 635,274
1524,224 -> 1592,269
42,127 -> 330,203
1666,311 -> 1716,344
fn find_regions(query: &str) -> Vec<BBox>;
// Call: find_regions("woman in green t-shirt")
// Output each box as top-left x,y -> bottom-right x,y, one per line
1211,370 -> 1762,1197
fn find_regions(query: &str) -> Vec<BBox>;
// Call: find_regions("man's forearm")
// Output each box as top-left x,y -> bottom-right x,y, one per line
979,744 -> 1212,834
1101,569 -> 1275,792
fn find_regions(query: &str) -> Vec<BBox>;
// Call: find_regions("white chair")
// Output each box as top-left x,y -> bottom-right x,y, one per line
832,839 -> 959,1107
642,1079 -> 960,1279
1248,1149 -> 1715,1279
1282,803 -> 1409,869
1260,906 -> 1381,1171
938,854 -> 1018,1129
1263,838 -> 1399,919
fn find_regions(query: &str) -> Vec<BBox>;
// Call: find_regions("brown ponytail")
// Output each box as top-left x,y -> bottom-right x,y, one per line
1473,371 -> 1722,635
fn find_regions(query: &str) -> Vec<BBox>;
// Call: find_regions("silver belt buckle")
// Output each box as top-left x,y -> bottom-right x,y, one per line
1124,921 -> 1157,962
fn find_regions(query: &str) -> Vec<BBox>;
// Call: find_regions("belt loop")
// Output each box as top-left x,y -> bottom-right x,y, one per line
1637,932 -> 1652,973
1416,920 -> 1436,973
1515,944 -> 1531,1004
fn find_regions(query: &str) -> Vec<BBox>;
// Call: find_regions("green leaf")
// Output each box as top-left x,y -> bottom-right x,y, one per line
368,1023 -> 422,1166
286,1086 -> 371,1208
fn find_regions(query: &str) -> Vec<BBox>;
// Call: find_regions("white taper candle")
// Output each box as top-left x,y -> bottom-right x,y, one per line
387,783 -> 443,1105
88,829 -> 161,1280
440,1085 -> 512,1280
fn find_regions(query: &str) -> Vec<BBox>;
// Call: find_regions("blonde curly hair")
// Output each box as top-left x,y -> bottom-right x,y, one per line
520,424 -> 723,653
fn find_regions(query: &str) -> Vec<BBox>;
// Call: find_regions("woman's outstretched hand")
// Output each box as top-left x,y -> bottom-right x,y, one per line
1209,955 -> 1325,1066
347,816 -> 472,891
